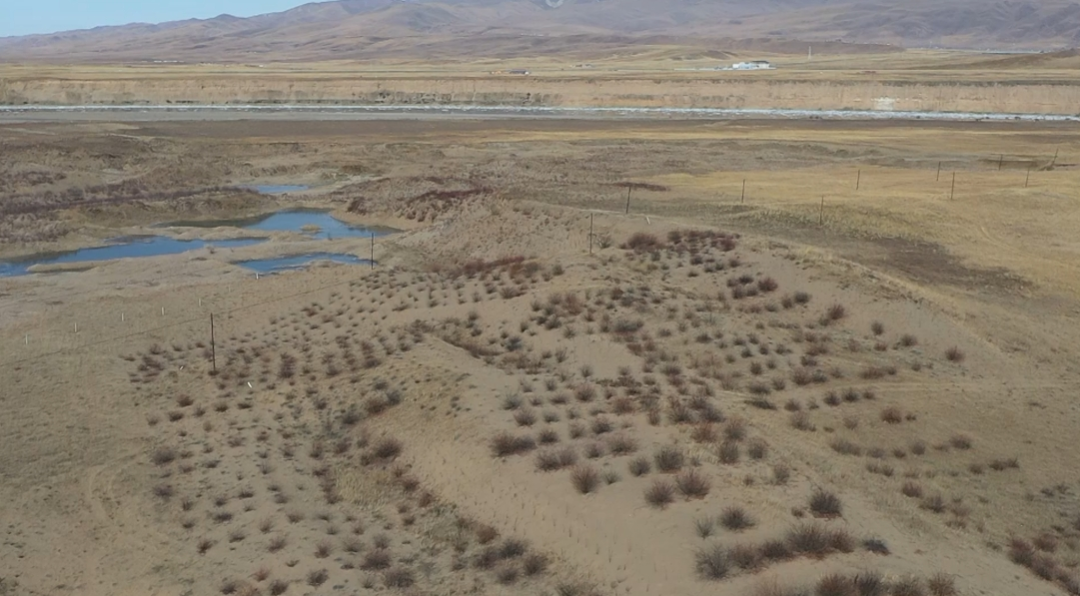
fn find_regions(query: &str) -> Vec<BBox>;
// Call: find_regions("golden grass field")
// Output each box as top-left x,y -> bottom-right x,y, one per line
4,49 -> 1080,113
2,112 -> 1080,596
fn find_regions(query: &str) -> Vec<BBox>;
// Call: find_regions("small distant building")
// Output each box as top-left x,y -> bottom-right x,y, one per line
729,60 -> 774,71
507,69 -> 531,75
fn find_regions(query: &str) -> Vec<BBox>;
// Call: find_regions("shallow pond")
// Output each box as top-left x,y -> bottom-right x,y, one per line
236,253 -> 373,274
160,209 -> 389,241
0,237 -> 262,277
244,184 -> 310,194
0,209 -> 391,277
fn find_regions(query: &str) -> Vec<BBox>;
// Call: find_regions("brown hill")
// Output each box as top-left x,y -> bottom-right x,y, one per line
0,0 -> 1076,63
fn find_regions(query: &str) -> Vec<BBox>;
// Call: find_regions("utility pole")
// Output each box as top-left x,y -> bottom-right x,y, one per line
856,169 -> 861,191
370,232 -> 375,269
1025,165 -> 1031,188
998,154 -> 1004,171
937,161 -> 942,182
950,172 -> 956,200
625,186 -> 632,214
741,179 -> 746,204
210,313 -> 217,373
589,213 -> 594,255
819,196 -> 825,225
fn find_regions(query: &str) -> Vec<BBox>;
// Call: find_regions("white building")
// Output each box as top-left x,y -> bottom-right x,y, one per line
729,61 -> 774,71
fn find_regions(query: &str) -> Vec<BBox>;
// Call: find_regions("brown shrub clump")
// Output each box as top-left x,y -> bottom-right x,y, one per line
654,446 -> 685,473
719,506 -> 755,531
570,465 -> 601,494
675,469 -> 711,499
645,479 -> 676,508
808,489 -> 843,518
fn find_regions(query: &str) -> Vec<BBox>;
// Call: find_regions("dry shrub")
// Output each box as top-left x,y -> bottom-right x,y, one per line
536,449 -> 575,472
989,457 -> 1019,471
523,553 -> 548,576
786,524 -> 831,555
675,469 -> 711,499
920,494 -> 946,513
863,538 -> 890,555
570,465 -> 601,494
495,564 -> 520,585
306,569 -> 328,587
695,543 -> 730,580
654,446 -> 685,473
607,434 -> 638,455
830,438 -> 862,456
1034,533 -> 1059,552
881,407 -> 903,424
718,441 -> 741,464
490,432 -> 536,457
759,539 -> 792,562
772,464 -> 791,485
901,481 -> 923,498
892,577 -> 927,596
514,408 -> 537,427
945,347 -> 965,362
383,567 -> 414,588
691,424 -> 718,444
629,456 -> 651,477
623,232 -> 664,252
152,446 -> 177,466
747,438 -> 769,460
927,573 -> 957,596
809,489 -> 843,518
724,417 -> 748,441
719,506 -> 755,531
475,524 -> 499,544
730,544 -> 762,570
372,437 -> 402,460
790,412 -> 815,431
361,548 -> 392,570
949,434 -> 973,450
645,479 -> 676,508
816,574 -> 856,596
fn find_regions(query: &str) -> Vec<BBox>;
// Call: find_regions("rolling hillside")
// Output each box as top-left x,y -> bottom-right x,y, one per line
0,0 -> 1076,62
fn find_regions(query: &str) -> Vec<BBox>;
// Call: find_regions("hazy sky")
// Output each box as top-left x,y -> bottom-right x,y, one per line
0,0 -> 309,37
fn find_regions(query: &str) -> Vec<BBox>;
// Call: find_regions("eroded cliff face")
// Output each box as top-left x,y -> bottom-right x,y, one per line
2,76 -> 1078,114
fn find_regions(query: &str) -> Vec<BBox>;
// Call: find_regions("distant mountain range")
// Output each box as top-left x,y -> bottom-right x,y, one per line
1,0 -> 1077,62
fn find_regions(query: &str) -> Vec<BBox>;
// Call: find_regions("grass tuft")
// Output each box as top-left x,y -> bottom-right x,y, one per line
644,479 -> 676,508
675,469 -> 711,499
570,465 -> 601,494
654,446 -> 685,473
809,489 -> 843,518
719,506 -> 755,531
695,543 -> 730,580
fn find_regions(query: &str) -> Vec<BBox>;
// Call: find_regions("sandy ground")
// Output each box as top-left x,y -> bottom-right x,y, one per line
2,117 -> 1080,596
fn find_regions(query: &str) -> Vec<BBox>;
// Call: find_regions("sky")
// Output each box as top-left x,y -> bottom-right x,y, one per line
0,0 -> 310,37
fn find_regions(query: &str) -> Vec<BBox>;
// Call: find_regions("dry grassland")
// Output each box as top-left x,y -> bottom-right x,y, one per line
4,50 -> 1080,113
1,116 -> 1079,596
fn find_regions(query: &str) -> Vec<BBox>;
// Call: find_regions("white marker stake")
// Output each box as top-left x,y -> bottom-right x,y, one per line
161,307 -> 165,316
25,334 -> 28,345
121,312 -> 125,322
74,322 -> 77,334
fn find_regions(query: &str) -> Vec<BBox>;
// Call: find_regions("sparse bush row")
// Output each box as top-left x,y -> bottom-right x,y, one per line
695,522 -> 884,579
